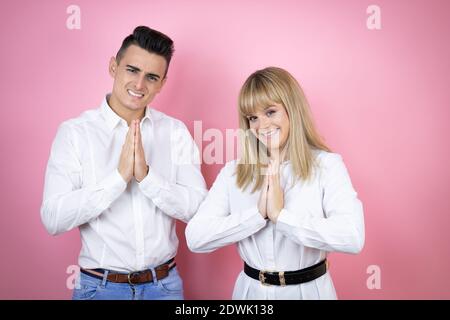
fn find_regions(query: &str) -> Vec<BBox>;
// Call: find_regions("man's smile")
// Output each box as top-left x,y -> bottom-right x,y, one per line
127,89 -> 144,98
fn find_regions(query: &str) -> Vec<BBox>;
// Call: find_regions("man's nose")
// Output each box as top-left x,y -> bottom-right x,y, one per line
135,75 -> 146,90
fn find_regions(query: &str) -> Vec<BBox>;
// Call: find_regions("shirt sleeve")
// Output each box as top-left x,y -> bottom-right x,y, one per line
185,163 -> 267,253
40,123 -> 127,236
137,122 -> 207,223
276,154 -> 365,254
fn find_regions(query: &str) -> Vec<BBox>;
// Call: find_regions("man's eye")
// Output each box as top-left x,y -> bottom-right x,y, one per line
127,68 -> 137,73
147,76 -> 157,81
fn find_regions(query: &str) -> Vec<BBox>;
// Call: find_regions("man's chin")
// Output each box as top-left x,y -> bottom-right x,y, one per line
125,103 -> 147,111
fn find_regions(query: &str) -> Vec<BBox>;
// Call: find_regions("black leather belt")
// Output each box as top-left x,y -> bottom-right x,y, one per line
244,259 -> 328,286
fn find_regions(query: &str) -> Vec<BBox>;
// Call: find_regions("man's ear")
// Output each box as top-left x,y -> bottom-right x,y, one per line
109,57 -> 118,78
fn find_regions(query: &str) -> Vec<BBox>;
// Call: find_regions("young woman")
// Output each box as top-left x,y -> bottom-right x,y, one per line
186,67 -> 364,299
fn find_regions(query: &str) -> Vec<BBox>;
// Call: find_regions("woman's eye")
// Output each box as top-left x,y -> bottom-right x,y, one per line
248,116 -> 257,122
266,110 -> 276,117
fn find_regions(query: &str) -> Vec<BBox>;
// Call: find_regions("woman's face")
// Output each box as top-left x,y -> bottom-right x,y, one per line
247,102 -> 290,155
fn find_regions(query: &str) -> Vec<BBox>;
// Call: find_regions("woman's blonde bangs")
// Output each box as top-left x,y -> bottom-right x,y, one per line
238,75 -> 282,118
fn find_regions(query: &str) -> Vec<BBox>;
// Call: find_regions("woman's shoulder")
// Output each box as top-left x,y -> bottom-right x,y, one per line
314,149 -> 345,170
218,159 -> 253,180
207,160 -> 239,189
208,160 -> 238,179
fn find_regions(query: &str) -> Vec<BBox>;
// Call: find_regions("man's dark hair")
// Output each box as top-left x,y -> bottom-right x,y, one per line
116,26 -> 174,77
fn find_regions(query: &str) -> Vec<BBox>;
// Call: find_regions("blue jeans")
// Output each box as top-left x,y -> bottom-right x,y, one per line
72,266 -> 184,300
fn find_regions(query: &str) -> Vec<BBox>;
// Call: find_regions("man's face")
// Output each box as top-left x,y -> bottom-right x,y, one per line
109,45 -> 167,111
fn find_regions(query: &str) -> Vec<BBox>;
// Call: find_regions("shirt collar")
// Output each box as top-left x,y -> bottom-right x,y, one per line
101,94 -> 153,131
142,104 -> 152,125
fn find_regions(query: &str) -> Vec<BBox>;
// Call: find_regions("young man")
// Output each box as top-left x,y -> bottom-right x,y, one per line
41,26 -> 207,300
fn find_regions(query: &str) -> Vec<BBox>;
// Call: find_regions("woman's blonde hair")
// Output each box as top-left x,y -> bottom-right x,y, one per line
236,67 -> 330,192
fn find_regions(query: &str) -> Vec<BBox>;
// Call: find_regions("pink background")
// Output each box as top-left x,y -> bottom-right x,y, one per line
1,0 -> 449,299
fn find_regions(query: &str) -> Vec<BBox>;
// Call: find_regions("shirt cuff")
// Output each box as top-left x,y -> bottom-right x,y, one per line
97,169 -> 128,204
138,168 -> 170,199
242,205 -> 267,227
276,208 -> 300,233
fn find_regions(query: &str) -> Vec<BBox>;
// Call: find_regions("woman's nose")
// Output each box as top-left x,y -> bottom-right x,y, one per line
259,116 -> 270,129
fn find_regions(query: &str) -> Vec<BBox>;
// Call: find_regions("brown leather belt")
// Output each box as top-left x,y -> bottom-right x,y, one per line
80,258 -> 176,285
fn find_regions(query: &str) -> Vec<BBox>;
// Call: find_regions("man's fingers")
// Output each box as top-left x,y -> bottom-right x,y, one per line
121,125 -> 132,156
123,120 -> 136,158
124,121 -> 134,146
132,120 -> 137,139
136,120 -> 141,148
135,120 -> 145,153
136,120 -> 141,140
124,123 -> 131,145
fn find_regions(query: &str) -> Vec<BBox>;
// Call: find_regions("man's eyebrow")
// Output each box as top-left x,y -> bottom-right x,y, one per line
126,64 -> 161,79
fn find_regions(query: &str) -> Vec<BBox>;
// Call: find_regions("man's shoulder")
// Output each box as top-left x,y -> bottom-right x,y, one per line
150,108 -> 188,130
58,107 -> 101,132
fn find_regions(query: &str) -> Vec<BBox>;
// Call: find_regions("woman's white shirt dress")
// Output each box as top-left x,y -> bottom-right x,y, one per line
185,150 -> 365,299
